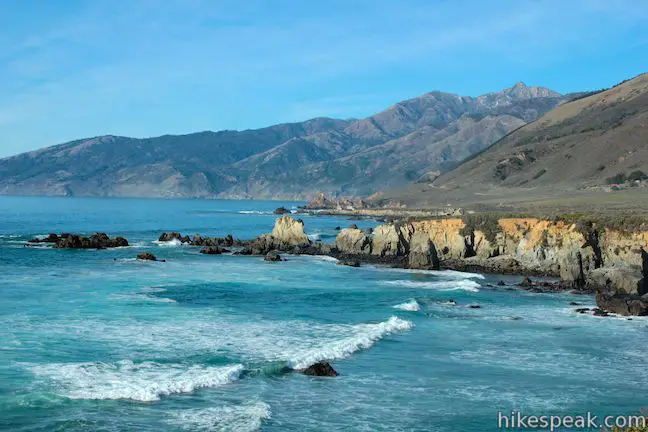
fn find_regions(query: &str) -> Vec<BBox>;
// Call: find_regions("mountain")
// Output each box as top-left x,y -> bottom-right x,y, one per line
376,73 -> 648,212
0,83 -> 568,199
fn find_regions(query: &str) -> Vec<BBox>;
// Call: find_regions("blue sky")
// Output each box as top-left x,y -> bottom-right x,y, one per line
0,0 -> 647,157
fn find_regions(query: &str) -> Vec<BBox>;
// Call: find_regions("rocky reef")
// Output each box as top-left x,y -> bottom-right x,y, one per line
28,233 -> 129,249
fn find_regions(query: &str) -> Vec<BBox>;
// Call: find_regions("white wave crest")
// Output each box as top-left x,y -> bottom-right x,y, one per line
238,210 -> 271,215
381,279 -> 481,292
378,267 -> 485,280
110,293 -> 177,304
153,239 -> 185,248
393,299 -> 420,311
287,316 -> 413,370
307,233 -> 321,241
29,361 -> 243,402
167,402 -> 271,432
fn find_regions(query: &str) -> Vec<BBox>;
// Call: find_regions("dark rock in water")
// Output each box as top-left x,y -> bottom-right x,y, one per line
52,233 -> 129,249
520,277 -> 534,287
595,291 -> 648,316
200,246 -> 223,255
592,307 -> 610,317
264,251 -> 282,262
273,207 -> 291,215
137,252 -> 158,261
303,362 -> 338,377
337,260 -> 360,267
574,308 -> 590,314
334,226 -> 341,231
569,301 -> 580,306
349,224 -> 358,230
28,233 -> 60,243
159,232 -> 183,242
468,304 -> 481,309
497,280 -> 506,286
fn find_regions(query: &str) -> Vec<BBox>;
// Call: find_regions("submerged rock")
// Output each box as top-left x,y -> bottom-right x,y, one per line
137,252 -> 159,261
337,260 -> 360,267
264,251 -> 282,262
200,246 -> 224,255
303,362 -> 338,377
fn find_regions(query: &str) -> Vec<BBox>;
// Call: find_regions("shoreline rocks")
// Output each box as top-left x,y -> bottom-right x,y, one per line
28,233 -> 129,249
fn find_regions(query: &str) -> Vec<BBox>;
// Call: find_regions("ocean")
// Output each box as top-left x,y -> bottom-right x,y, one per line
0,196 -> 646,431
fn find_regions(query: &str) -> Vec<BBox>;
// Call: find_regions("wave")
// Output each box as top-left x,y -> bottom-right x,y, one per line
307,233 -> 321,241
166,402 -> 271,432
110,292 -> 177,304
393,299 -> 421,311
238,210 -> 272,215
377,267 -> 485,280
152,239 -> 185,248
287,316 -> 413,370
380,279 -> 481,292
28,361 -> 243,402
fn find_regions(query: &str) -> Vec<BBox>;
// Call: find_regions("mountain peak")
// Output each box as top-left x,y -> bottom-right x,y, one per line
503,81 -> 560,99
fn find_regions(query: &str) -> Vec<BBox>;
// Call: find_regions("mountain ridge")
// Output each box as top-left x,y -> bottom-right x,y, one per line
0,82 -> 570,199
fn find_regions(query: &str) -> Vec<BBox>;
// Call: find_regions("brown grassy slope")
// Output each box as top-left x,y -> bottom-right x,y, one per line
377,73 -> 648,213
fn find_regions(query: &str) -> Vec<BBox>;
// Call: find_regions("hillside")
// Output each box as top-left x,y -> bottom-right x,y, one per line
377,74 -> 648,213
0,83 -> 568,199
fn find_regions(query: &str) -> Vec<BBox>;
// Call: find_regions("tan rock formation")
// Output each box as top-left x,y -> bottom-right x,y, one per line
335,228 -> 372,254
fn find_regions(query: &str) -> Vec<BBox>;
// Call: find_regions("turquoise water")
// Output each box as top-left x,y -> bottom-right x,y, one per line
1,197 -> 647,431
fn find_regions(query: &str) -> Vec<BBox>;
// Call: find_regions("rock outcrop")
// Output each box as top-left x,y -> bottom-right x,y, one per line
30,232 -> 130,249
371,223 -> 413,257
335,228 -> 371,254
302,362 -> 339,377
408,231 -> 440,270
271,216 -> 310,248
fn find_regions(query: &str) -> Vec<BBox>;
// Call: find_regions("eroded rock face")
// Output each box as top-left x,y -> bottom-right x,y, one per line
408,231 -> 440,270
335,228 -> 371,254
372,223 -> 413,257
271,216 -> 310,249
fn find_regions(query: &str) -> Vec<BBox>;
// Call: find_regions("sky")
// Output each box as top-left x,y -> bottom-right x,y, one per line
0,0 -> 647,158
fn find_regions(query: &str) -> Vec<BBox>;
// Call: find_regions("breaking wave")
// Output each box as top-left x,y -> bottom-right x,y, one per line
393,299 -> 421,311
380,279 -> 481,292
287,316 -> 413,370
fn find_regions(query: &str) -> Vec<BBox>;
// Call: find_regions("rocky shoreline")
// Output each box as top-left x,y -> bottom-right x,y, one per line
23,215 -> 648,316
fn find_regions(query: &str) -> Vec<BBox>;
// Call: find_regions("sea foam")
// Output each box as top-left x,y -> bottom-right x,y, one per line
167,402 -> 271,432
29,361 -> 244,402
381,279 -> 481,292
393,299 -> 421,311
